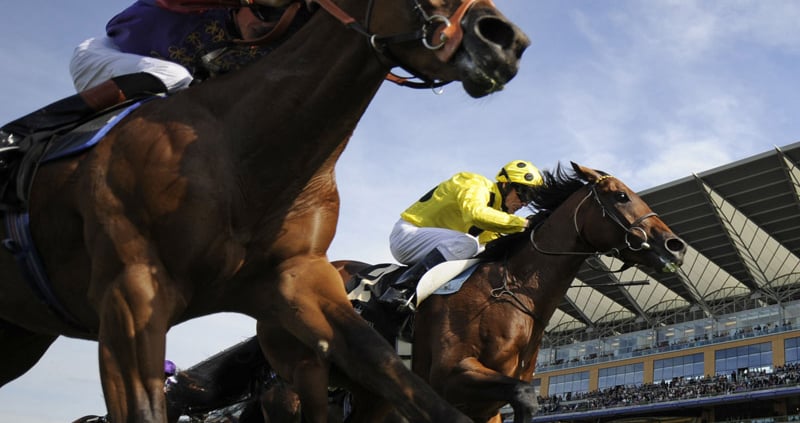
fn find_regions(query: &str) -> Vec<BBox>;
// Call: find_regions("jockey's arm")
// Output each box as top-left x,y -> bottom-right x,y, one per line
156,0 -> 294,13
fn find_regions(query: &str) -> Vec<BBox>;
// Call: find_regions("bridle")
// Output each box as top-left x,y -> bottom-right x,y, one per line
307,0 -> 490,89
230,0 -> 487,88
529,175 -> 659,272
490,175 -> 662,321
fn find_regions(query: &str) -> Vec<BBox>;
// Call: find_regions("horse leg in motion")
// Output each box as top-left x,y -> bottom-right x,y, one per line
426,356 -> 537,423
258,375 -> 300,423
257,253 -> 455,422
413,291 -> 540,423
256,320 -> 330,423
255,258 -> 431,422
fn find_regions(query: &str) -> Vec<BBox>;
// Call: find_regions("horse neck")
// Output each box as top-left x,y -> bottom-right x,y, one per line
186,7 -> 388,173
507,197 -> 593,322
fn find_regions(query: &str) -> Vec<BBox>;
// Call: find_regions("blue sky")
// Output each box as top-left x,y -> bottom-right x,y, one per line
1,1 -> 799,421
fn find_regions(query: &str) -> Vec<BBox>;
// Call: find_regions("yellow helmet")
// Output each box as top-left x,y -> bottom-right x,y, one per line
496,160 -> 543,187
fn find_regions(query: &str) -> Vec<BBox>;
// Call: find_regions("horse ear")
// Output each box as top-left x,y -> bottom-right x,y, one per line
570,162 -> 603,183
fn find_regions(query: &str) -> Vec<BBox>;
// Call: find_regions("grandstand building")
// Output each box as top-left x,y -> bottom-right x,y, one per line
530,142 -> 800,423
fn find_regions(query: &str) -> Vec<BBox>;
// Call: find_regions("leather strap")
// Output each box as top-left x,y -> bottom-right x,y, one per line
232,1 -> 304,46
308,0 -> 356,26
432,0 -> 494,62
80,80 -> 126,112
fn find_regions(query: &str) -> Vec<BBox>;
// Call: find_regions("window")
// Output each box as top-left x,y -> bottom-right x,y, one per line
653,353 -> 704,383
598,363 -> 644,389
548,371 -> 590,397
531,379 -> 542,397
785,337 -> 800,364
715,342 -> 772,375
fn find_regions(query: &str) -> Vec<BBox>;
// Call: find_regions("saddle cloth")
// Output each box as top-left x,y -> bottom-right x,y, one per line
2,99 -> 151,211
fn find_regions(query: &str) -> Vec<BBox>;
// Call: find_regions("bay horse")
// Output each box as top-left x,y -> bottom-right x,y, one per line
0,0 -> 530,422
332,162 -> 687,422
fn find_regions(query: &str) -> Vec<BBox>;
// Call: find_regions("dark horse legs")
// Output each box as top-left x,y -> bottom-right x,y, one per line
256,258 -> 471,423
0,319 -> 57,387
442,357 -> 538,423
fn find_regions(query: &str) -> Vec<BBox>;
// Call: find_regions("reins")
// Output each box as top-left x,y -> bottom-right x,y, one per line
529,175 -> 659,273
305,0 -> 488,89
232,2 -> 305,46
489,254 -> 545,324
486,175 -> 659,324
209,0 -> 484,91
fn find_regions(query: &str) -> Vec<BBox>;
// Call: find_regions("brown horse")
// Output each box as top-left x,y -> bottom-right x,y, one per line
0,0 -> 530,421
332,162 -> 687,422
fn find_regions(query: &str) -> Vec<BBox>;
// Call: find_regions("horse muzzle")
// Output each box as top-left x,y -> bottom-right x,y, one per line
655,235 -> 687,273
454,2 -> 530,97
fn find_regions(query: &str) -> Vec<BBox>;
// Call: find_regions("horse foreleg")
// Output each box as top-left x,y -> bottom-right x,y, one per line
257,322 -> 327,423
257,376 -> 300,423
268,258 -> 471,423
0,319 -> 57,387
439,357 -> 538,422
332,368 -> 393,423
95,263 -> 183,423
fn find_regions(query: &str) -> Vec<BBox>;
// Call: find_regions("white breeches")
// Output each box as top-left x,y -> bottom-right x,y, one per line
69,36 -> 193,93
389,219 -> 482,265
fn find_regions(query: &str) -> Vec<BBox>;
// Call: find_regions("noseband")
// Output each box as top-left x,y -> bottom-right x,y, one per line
577,175 -> 658,253
530,175 -> 659,271
308,0 -> 488,88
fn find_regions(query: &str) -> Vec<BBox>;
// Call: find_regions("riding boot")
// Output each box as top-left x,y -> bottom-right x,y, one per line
379,248 -> 447,313
0,72 -> 166,168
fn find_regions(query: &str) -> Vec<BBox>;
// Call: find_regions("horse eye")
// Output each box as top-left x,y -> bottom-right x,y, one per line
614,192 -> 630,203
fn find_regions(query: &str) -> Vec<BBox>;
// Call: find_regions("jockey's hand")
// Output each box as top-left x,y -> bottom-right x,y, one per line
526,210 -> 551,229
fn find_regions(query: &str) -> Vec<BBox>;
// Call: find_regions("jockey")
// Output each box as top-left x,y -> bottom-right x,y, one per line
380,160 -> 545,312
0,0 -> 300,168
164,359 -> 179,392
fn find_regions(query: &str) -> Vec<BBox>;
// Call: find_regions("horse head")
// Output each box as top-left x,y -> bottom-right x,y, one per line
569,162 -> 687,273
313,0 -> 530,97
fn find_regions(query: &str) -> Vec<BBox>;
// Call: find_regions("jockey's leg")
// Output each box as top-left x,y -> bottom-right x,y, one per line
378,247 -> 447,312
1,72 -> 166,140
0,72 -> 167,169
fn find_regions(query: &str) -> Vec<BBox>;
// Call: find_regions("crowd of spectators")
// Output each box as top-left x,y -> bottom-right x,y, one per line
541,321 -> 794,370
536,362 -> 800,415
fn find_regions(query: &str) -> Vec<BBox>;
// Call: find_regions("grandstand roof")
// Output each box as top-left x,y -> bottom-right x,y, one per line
546,142 -> 800,341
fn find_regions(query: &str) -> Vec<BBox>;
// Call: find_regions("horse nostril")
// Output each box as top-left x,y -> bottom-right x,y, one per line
665,237 -> 687,254
476,16 -> 518,53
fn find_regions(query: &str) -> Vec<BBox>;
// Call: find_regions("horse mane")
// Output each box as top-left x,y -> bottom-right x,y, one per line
477,163 -> 588,261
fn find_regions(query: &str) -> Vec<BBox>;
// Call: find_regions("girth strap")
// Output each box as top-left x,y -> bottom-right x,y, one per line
3,212 -> 89,333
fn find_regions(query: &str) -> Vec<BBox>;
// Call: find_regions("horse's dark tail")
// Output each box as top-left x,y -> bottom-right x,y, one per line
167,336 -> 269,417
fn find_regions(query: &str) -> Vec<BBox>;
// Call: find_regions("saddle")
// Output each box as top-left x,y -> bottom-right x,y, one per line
0,98 -> 155,211
344,259 -> 481,343
344,263 -> 415,343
